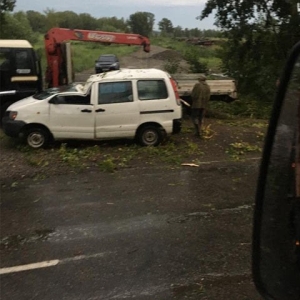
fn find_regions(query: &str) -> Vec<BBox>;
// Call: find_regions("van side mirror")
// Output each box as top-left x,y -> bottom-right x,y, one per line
253,41 -> 300,300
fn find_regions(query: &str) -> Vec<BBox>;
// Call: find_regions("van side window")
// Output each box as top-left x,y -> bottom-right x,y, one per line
98,81 -> 133,104
137,80 -> 168,100
54,95 -> 91,105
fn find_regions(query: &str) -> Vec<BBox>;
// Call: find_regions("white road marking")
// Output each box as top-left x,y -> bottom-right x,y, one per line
198,157 -> 261,165
0,252 -> 107,275
0,260 -> 59,275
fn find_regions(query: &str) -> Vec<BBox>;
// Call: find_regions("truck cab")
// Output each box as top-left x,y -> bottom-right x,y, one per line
0,40 -> 43,120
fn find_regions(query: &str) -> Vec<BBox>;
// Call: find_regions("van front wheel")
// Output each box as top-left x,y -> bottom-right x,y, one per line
25,127 -> 49,149
138,126 -> 163,146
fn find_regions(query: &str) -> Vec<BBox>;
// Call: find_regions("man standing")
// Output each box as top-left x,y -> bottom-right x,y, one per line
191,75 -> 211,137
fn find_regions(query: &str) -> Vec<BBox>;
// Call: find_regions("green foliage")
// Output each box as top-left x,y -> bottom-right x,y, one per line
96,17 -> 129,32
226,141 -> 261,160
158,18 -> 173,34
183,47 -> 208,73
208,97 -> 272,119
58,143 -> 82,168
127,12 -> 155,37
98,155 -> 116,173
163,59 -> 180,74
0,0 -> 15,24
0,12 -> 38,43
26,10 -> 47,33
200,0 -> 300,102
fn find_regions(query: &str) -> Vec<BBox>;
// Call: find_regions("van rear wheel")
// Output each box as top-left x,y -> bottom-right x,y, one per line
138,126 -> 163,146
25,127 -> 49,149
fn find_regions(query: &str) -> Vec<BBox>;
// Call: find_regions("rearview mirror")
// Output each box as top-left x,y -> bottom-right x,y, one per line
253,41 -> 300,299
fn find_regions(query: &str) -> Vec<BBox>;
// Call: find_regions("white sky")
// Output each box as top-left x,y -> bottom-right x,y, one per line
15,0 -> 217,30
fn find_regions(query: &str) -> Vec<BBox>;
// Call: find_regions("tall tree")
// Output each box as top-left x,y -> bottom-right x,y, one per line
44,8 -> 59,30
127,12 -> 154,37
0,0 -> 16,23
158,18 -> 173,35
78,13 -> 97,30
26,10 -> 47,33
55,11 -> 80,29
200,0 -> 300,101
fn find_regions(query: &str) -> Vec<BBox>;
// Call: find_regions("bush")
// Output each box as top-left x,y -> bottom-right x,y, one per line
163,59 -> 180,74
208,97 -> 272,119
183,47 -> 208,73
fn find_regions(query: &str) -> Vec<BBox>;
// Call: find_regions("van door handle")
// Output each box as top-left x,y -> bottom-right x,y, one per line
95,108 -> 105,112
81,109 -> 92,113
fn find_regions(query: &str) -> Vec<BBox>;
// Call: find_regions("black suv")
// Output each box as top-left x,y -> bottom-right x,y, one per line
95,54 -> 120,74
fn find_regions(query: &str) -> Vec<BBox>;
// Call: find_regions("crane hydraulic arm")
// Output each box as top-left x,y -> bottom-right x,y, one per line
44,27 -> 151,87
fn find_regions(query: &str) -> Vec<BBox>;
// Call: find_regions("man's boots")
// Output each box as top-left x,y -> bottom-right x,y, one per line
194,124 -> 200,137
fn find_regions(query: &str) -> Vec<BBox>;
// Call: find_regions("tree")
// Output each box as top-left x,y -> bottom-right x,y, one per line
127,12 -> 154,37
97,17 -> 129,32
200,0 -> 300,102
55,11 -> 80,29
44,8 -> 60,29
173,26 -> 183,38
26,10 -> 47,33
0,0 -> 15,23
0,12 -> 38,43
78,13 -> 97,30
158,18 -> 173,35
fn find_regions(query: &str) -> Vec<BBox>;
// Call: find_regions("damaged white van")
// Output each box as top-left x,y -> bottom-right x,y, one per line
2,68 -> 182,148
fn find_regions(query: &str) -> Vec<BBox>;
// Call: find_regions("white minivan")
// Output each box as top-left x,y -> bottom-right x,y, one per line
2,68 -> 182,148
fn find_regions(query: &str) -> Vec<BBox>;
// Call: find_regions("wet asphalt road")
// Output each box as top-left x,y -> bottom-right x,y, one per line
0,162 -> 262,299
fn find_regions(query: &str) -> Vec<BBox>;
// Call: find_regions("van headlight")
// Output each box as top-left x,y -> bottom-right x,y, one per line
9,111 -> 18,120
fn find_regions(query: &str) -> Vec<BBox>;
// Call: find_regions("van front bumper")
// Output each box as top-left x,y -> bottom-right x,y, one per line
172,119 -> 182,134
2,117 -> 26,137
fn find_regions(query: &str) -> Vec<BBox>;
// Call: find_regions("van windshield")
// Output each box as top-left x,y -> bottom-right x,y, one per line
99,56 -> 115,62
33,82 -> 91,100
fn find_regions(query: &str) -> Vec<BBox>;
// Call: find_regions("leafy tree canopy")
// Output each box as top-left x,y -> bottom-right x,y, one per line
128,12 -> 155,37
158,18 -> 173,34
0,0 -> 16,23
200,0 -> 300,101
0,11 -> 38,43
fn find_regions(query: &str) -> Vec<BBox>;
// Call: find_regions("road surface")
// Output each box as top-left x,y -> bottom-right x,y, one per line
0,162 -> 262,299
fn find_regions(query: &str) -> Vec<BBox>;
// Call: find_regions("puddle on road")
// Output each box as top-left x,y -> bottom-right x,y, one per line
0,228 -> 55,249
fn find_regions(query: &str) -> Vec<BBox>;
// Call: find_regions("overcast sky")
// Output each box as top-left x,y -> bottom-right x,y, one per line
15,0 -> 217,30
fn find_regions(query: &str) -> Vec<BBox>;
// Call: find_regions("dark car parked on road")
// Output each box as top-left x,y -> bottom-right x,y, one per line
95,54 -> 120,74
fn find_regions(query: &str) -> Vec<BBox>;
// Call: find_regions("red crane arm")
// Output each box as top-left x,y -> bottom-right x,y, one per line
44,28 -> 151,87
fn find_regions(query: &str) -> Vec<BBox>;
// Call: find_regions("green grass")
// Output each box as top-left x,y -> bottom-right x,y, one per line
226,141 -> 262,160
71,42 -> 139,72
200,57 -> 222,72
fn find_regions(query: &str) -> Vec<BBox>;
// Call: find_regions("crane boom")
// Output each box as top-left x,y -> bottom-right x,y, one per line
44,27 -> 151,87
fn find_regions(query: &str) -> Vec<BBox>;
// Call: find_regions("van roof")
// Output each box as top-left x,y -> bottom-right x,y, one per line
88,68 -> 170,82
0,40 -> 33,48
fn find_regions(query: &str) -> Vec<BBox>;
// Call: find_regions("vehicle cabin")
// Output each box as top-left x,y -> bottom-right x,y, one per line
0,39 -> 42,118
